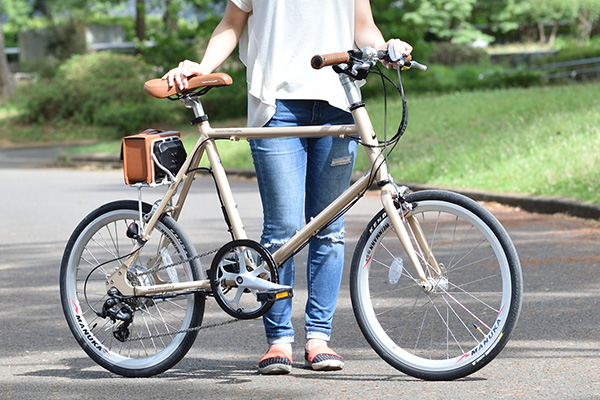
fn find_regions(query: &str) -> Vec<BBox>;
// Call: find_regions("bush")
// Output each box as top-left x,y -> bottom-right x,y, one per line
17,52 -> 183,137
483,70 -> 545,88
200,67 -> 248,121
426,42 -> 490,66
537,40 -> 600,65
138,32 -> 201,74
139,15 -> 221,73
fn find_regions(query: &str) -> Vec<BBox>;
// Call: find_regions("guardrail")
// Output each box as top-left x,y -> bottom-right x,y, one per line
479,57 -> 600,80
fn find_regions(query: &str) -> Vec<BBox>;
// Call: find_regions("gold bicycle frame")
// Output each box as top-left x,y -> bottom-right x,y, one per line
106,75 -> 441,298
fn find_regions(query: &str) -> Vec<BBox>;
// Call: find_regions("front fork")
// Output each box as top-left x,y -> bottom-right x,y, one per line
341,72 -> 443,292
380,185 -> 443,293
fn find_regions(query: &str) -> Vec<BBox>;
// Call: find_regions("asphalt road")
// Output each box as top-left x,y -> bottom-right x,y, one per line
1,155 -> 599,399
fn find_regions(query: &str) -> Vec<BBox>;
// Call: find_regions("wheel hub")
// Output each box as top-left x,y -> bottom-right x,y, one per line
126,265 -> 156,307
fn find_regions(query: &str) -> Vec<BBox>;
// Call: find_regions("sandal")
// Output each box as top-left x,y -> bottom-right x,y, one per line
257,347 -> 293,375
304,346 -> 344,371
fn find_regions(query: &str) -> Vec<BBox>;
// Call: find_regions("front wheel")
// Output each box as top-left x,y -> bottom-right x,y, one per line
350,190 -> 522,380
60,200 -> 205,377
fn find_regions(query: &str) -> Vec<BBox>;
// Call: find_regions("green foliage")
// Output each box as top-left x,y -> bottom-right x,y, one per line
199,67 -> 247,121
426,42 -> 489,65
137,15 -> 219,72
360,61 -> 543,101
575,0 -> 600,41
369,0 -> 423,46
46,16 -> 88,60
400,0 -> 493,44
536,39 -> 600,63
138,32 -> 200,73
0,0 -> 33,27
16,52 -> 183,137
482,69 -> 545,88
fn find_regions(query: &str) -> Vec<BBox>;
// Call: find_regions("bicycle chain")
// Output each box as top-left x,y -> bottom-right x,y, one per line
125,317 -> 242,342
122,246 -> 247,342
132,247 -> 219,277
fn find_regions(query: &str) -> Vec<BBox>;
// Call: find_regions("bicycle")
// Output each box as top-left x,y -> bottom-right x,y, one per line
59,46 -> 522,381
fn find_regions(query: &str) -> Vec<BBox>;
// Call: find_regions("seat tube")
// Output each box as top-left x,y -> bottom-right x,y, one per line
200,127 -> 247,241
186,96 -> 247,241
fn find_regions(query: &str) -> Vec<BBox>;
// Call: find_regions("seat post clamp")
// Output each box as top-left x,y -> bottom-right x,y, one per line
190,115 -> 209,125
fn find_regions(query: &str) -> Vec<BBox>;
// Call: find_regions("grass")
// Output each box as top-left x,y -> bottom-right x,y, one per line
1,82 -> 598,205
371,82 -> 599,205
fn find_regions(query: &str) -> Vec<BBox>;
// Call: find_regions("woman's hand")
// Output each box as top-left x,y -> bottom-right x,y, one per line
161,59 -> 205,91
380,39 -> 413,69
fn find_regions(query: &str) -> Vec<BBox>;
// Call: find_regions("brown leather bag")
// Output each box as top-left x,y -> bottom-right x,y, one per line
121,129 -> 186,185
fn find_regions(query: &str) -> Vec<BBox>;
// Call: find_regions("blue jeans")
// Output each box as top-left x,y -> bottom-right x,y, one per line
249,100 -> 357,345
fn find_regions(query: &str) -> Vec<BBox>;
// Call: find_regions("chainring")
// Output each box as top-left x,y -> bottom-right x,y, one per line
209,239 -> 279,319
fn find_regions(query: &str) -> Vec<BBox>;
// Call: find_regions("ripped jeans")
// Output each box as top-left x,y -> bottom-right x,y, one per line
249,100 -> 358,344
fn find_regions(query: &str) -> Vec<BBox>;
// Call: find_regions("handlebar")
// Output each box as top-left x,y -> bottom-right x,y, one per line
311,46 -> 427,72
311,52 -> 350,69
311,46 -> 426,149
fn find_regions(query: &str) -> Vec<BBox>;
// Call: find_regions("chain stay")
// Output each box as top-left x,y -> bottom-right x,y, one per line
117,246 -> 247,342
133,247 -> 218,277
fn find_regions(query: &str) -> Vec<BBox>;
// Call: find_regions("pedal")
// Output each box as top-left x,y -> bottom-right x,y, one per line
256,288 -> 294,302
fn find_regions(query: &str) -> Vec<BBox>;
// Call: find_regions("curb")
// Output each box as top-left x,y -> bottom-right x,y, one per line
404,183 -> 600,220
58,153 -> 600,221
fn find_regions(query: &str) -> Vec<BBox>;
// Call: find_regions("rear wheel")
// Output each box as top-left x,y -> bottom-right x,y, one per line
350,190 -> 522,380
60,200 -> 205,377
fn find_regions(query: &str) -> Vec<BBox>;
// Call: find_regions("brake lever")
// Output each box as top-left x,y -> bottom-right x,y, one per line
387,44 -> 402,64
388,44 -> 428,71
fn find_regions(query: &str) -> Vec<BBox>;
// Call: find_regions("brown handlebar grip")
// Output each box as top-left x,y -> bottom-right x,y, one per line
311,52 -> 350,69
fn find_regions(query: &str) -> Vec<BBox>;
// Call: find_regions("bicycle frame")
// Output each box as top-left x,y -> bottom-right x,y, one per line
105,71 -> 440,298
61,49 -> 522,380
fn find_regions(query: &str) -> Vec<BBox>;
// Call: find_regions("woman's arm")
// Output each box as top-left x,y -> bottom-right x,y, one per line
163,1 -> 249,90
354,0 -> 412,66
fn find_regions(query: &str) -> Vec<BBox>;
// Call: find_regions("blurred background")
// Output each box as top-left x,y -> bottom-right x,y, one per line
0,0 -> 598,205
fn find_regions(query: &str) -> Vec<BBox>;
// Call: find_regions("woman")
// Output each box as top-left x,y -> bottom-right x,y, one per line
163,0 -> 413,375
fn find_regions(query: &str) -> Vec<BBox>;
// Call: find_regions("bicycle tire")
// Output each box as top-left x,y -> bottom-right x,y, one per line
350,190 -> 522,380
60,200 -> 205,377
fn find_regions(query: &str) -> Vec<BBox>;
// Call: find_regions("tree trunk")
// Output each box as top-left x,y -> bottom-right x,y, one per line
0,12 -> 14,100
578,9 -> 593,43
537,21 -> 546,44
135,0 -> 146,42
164,0 -> 179,34
548,21 -> 559,47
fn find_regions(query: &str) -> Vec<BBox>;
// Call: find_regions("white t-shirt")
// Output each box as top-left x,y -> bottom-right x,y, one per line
230,0 -> 355,127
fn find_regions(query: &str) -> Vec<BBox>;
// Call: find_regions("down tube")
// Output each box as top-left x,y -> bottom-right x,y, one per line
271,174 -> 372,265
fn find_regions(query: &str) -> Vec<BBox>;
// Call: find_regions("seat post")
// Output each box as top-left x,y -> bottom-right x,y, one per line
181,94 -> 207,121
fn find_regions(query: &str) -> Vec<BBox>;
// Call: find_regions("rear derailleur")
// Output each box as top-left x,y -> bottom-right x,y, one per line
99,288 -> 134,342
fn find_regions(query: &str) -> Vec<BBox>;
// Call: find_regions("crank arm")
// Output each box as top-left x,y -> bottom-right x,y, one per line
220,270 -> 293,301
229,272 -> 293,294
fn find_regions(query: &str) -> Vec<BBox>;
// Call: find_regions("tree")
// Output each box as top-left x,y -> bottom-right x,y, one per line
398,0 -> 493,44
0,6 -> 14,99
529,0 -> 577,46
576,0 -> 600,42
136,0 -> 146,41
163,0 -> 179,34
